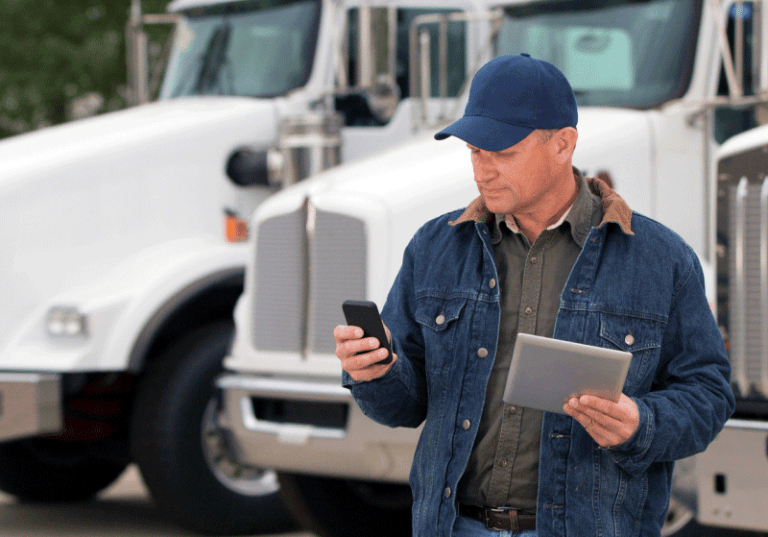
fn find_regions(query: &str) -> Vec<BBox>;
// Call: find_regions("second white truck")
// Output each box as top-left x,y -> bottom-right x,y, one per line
219,0 -> 768,535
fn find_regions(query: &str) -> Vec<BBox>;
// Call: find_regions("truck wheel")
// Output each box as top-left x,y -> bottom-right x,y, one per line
0,437 -> 128,501
130,321 -> 295,535
661,495 -> 695,536
278,472 -> 412,537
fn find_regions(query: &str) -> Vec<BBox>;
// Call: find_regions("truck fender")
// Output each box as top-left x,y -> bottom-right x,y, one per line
2,238 -> 248,373
103,238 -> 249,372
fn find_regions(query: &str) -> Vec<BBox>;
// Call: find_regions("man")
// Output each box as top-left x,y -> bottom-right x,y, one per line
335,54 -> 734,536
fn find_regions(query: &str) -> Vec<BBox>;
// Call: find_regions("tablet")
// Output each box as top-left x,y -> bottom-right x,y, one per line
502,333 -> 632,414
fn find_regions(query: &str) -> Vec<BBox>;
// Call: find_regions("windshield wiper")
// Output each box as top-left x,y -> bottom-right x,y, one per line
194,20 -> 232,95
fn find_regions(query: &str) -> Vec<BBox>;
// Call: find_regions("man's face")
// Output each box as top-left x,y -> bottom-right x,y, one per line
468,131 -> 558,217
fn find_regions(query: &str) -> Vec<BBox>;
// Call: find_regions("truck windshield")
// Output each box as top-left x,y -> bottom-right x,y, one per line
497,0 -> 701,108
161,0 -> 321,99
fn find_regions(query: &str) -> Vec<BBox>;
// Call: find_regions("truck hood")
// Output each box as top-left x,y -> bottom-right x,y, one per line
0,97 -> 279,353
249,106 -> 654,309
261,106 -> 654,219
0,97 -> 278,188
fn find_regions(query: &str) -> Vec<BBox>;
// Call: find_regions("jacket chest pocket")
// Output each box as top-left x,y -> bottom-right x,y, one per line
599,312 -> 663,395
415,296 -> 466,372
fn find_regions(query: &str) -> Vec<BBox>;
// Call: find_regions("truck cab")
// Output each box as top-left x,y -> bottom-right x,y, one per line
0,0 -> 490,534
218,0 -> 768,535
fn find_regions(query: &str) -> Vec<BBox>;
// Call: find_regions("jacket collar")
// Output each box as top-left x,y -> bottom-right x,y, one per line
448,167 -> 634,236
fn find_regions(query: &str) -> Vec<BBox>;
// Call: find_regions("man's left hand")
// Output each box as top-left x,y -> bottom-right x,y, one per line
563,393 -> 639,448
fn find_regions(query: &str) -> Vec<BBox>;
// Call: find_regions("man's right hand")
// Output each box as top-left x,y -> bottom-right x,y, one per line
334,325 -> 397,382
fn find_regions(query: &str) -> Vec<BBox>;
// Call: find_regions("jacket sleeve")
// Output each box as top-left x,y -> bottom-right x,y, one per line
342,233 -> 428,429
609,246 -> 735,475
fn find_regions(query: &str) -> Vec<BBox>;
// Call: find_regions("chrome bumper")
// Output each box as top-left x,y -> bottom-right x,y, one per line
695,419 -> 768,530
0,373 -> 62,442
217,374 -> 419,482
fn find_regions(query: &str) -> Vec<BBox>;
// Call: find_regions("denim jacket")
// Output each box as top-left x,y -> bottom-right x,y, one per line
344,178 -> 735,537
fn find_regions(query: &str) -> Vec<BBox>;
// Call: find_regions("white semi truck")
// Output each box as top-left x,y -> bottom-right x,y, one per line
218,0 -> 768,535
0,0 -> 494,534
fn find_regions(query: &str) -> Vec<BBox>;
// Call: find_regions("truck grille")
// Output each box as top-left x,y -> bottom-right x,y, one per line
717,170 -> 768,400
252,202 -> 366,355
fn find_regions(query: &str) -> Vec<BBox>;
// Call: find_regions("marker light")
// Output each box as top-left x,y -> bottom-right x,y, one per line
47,307 -> 88,337
225,210 -> 249,243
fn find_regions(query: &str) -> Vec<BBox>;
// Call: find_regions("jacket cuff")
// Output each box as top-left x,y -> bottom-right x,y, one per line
606,397 -> 655,476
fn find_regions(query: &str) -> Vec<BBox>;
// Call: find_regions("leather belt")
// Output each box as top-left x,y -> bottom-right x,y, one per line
458,503 -> 536,532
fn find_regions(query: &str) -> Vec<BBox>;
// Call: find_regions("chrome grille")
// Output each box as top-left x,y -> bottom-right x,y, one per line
307,210 -> 367,354
718,174 -> 768,398
252,207 -> 307,352
251,204 -> 367,355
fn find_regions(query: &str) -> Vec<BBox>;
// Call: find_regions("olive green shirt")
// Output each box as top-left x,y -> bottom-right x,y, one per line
456,173 -> 603,509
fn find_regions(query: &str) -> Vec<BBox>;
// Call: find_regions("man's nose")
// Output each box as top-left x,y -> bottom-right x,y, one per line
473,158 -> 494,183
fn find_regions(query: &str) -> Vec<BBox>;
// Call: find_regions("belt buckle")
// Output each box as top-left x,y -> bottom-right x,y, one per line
484,508 -> 519,532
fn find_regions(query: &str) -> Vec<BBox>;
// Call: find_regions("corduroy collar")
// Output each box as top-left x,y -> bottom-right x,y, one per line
448,167 -> 633,236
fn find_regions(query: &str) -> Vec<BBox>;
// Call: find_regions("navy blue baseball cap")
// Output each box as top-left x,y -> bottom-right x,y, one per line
435,54 -> 577,151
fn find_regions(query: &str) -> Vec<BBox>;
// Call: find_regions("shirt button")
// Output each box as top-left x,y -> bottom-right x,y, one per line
530,256 -> 538,264
524,307 -> 533,315
477,348 -> 488,358
445,487 -> 452,498
462,419 -> 471,430
436,314 -> 446,325
489,278 -> 496,289
625,334 -> 635,346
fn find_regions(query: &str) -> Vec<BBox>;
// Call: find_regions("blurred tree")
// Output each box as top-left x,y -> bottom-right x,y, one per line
0,0 -> 171,139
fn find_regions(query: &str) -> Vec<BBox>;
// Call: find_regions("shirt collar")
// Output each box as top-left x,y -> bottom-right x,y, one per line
491,173 -> 597,247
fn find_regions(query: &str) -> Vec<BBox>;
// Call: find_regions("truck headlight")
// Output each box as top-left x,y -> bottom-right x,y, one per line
46,307 -> 88,338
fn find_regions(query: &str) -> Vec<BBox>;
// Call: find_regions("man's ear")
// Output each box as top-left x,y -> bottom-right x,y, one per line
551,127 -> 578,163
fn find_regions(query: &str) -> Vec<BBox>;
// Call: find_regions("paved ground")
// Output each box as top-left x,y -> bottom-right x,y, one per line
2,466 -> 766,537
0,465 -> 315,537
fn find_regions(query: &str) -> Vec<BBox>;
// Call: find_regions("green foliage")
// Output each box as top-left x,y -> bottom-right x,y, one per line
0,0 -> 171,139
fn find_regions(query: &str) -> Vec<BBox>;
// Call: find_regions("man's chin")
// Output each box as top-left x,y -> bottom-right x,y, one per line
481,196 -> 513,216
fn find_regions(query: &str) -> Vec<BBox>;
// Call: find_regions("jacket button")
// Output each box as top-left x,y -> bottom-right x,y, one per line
477,348 -> 488,358
625,334 -> 635,346
530,256 -> 538,264
436,314 -> 446,325
444,487 -> 452,498
524,307 -> 533,315
462,419 -> 471,430
489,279 -> 496,289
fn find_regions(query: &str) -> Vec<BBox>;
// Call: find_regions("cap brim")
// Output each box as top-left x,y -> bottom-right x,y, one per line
435,115 -> 534,152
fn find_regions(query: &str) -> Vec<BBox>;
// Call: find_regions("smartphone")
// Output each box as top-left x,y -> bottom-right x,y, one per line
342,300 -> 393,365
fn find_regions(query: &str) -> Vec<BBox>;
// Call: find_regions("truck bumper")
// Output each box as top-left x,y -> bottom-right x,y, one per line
217,373 -> 419,482
0,373 -> 62,442
695,419 -> 768,531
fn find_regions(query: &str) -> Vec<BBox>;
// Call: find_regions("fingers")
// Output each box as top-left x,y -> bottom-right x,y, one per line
563,393 -> 639,448
334,325 -> 396,382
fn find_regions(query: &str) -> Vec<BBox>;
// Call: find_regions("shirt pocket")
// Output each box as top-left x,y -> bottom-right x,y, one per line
599,312 -> 662,395
415,295 -> 466,372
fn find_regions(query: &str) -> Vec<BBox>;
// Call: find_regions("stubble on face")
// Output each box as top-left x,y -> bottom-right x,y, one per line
469,132 -> 555,218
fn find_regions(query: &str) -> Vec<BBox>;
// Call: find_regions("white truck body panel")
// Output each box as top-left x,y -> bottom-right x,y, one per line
0,98 -> 273,368
0,0 -> 488,377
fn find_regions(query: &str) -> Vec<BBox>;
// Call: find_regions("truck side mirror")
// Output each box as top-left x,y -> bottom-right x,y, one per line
335,6 -> 400,125
225,148 -> 271,187
755,1 -> 768,124
364,77 -> 401,123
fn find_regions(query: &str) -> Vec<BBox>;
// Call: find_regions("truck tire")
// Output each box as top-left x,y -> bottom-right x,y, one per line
0,437 -> 128,501
278,472 -> 412,537
130,321 -> 295,535
662,495 -> 695,536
